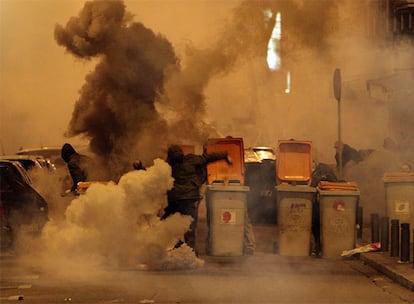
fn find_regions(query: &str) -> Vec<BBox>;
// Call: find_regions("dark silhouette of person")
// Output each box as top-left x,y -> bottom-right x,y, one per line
132,160 -> 146,170
334,142 -> 374,170
61,143 -> 92,192
162,144 -> 231,252
335,142 -> 362,169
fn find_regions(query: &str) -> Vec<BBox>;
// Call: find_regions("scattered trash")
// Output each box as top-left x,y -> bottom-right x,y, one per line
136,263 -> 149,271
341,242 -> 381,257
397,260 -> 410,264
139,300 -> 155,304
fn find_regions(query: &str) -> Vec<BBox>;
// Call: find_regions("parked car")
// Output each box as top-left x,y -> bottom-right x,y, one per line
17,146 -> 64,168
0,160 -> 48,249
0,154 -> 56,172
17,146 -> 77,193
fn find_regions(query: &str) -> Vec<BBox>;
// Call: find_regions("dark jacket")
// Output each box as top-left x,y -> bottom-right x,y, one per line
335,144 -> 362,168
61,143 -> 91,192
167,145 -> 229,201
311,163 -> 338,187
335,144 -> 374,168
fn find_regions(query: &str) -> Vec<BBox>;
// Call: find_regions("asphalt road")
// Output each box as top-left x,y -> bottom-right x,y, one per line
1,252 -> 414,304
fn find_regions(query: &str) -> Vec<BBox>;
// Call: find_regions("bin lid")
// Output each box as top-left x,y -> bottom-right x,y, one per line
207,184 -> 250,192
383,171 -> 414,183
276,140 -> 313,185
275,184 -> 316,193
318,181 -> 359,191
317,188 -> 360,196
206,137 -> 245,185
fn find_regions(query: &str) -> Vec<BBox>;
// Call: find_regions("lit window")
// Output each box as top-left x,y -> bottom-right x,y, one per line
267,12 -> 282,71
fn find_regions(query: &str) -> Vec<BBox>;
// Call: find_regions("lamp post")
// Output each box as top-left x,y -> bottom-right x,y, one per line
333,68 -> 343,180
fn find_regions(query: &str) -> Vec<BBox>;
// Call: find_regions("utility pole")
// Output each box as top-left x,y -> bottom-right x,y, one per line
333,68 -> 343,180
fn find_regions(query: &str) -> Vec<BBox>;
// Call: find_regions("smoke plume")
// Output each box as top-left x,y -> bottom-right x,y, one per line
55,0 -> 178,178
23,159 -> 203,277
55,0 -> 279,179
157,1 -> 277,144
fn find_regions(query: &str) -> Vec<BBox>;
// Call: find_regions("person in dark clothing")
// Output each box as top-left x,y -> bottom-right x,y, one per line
334,142 -> 362,169
162,144 -> 232,252
311,163 -> 338,188
61,143 -> 91,193
334,142 -> 374,170
132,160 -> 146,170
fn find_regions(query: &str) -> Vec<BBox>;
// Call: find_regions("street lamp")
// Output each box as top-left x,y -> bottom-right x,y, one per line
333,68 -> 343,180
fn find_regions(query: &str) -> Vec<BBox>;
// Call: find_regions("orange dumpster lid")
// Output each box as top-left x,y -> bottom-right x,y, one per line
383,171 -> 414,182
276,140 -> 313,185
318,181 -> 359,191
383,172 -> 414,178
205,137 -> 245,185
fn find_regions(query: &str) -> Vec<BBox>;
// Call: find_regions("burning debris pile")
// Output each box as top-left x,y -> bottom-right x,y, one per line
38,159 -> 203,274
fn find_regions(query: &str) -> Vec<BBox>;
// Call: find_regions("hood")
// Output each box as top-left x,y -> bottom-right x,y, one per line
61,143 -> 76,163
167,145 -> 184,164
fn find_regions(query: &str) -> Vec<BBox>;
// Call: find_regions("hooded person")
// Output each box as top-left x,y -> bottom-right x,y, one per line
162,144 -> 232,253
334,142 -> 375,170
61,143 -> 92,192
132,160 -> 146,171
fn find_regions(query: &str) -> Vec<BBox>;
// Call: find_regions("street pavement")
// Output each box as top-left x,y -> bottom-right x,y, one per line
196,193 -> 414,294
1,247 -> 413,304
250,224 -> 414,292
1,222 -> 413,303
1,216 -> 413,297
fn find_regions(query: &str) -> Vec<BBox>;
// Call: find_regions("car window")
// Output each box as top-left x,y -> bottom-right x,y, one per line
0,165 -> 28,192
0,167 -> 14,191
0,161 -> 32,184
17,159 -> 37,171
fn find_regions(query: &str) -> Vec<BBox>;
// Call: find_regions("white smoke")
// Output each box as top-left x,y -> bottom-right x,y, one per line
28,159 -> 203,279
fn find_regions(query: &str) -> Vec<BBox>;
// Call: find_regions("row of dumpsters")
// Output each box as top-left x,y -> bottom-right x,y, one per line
202,137 -> 414,258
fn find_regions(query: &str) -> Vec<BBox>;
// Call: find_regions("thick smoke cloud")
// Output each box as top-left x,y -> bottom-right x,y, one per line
55,0 -> 178,178
158,1 -> 277,144
51,0 -> 413,227
24,159 -> 203,277
55,0 -> 278,179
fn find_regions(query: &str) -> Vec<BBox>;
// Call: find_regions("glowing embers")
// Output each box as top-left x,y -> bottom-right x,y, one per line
267,11 -> 282,71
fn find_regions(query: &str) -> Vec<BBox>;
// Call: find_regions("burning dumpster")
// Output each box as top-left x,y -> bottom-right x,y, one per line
275,140 -> 316,256
317,181 -> 360,258
205,137 -> 249,256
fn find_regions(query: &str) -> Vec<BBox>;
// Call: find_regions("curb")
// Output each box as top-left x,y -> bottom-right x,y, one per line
360,252 -> 414,291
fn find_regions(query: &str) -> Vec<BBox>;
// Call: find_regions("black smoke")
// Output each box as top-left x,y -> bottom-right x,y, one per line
159,0 -> 277,144
55,0 -> 278,179
55,0 -> 178,178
